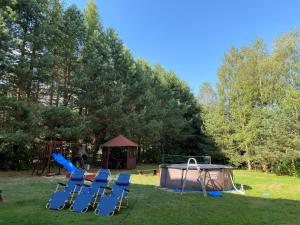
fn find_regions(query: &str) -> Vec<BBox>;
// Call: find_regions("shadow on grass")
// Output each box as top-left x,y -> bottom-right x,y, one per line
235,183 -> 252,190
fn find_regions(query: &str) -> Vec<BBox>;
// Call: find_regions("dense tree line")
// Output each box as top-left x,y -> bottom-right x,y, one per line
0,0 -> 212,169
199,32 -> 300,176
2,0 -> 297,175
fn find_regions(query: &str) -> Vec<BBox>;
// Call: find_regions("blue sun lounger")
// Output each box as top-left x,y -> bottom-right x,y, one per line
46,170 -> 85,210
70,169 -> 110,213
94,173 -> 131,216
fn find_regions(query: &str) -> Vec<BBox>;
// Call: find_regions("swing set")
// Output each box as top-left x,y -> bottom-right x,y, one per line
32,141 -> 88,176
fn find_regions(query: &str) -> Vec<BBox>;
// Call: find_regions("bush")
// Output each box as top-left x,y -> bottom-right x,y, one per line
0,98 -> 87,170
0,97 -> 39,170
270,159 -> 300,177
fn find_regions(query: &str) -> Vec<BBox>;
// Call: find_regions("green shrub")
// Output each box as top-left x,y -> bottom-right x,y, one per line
0,97 -> 39,170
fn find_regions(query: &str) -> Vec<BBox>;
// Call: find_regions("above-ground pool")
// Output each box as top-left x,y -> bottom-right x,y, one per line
159,163 -> 233,191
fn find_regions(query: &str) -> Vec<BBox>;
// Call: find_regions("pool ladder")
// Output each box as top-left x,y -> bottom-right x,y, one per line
181,158 -> 207,197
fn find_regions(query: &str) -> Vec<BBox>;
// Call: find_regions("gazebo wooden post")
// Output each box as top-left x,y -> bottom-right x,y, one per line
102,147 -> 109,169
107,147 -> 110,168
126,146 -> 137,169
126,147 -> 130,170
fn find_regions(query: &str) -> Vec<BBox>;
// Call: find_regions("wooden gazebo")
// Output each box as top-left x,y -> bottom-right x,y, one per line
101,135 -> 138,170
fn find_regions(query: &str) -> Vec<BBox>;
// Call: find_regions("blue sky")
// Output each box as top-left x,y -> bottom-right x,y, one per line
66,0 -> 300,94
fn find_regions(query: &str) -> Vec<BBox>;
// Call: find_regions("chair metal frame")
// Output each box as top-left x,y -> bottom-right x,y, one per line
94,174 -> 131,216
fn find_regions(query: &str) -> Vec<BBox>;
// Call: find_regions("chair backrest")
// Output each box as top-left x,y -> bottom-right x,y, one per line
91,169 -> 110,193
79,185 -> 91,194
66,170 -> 85,191
115,173 -> 131,186
111,173 -> 131,197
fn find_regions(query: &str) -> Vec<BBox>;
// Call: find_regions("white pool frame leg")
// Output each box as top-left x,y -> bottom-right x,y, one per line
181,158 -> 207,197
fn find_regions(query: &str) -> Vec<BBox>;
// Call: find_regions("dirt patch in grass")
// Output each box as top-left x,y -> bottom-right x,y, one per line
268,183 -> 283,190
0,171 -> 32,178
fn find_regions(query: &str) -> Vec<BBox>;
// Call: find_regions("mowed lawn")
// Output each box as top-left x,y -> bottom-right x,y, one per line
0,165 -> 300,225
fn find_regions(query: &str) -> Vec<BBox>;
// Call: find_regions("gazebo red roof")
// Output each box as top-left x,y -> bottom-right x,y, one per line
102,135 -> 138,147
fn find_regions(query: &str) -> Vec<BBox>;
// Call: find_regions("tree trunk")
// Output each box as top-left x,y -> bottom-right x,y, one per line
261,164 -> 267,172
55,93 -> 59,107
247,159 -> 252,170
141,145 -> 145,162
92,134 -> 102,165
137,137 -> 141,162
16,85 -> 21,100
160,142 -> 164,156
55,81 -> 60,107
137,146 -> 141,162
35,80 -> 40,103
49,76 -> 54,105
291,159 -> 296,176
63,61 -> 71,106
26,83 -> 32,101
160,138 -> 165,163
26,48 -> 36,101
16,29 -> 26,101
63,63 -> 69,106
245,144 -> 252,170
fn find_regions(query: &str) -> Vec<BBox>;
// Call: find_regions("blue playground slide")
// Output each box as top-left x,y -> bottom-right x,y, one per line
52,153 -> 78,174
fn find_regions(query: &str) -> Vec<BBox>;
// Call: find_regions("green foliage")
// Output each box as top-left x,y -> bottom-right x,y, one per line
0,0 -> 210,169
41,106 -> 86,141
0,0 -> 17,95
200,31 -> 300,175
11,0 -> 50,102
84,0 -> 101,34
0,96 -> 39,170
1,0 -> 298,175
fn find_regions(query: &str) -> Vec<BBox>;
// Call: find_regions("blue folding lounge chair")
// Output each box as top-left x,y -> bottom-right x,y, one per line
94,173 -> 131,216
70,169 -> 110,213
46,170 -> 85,210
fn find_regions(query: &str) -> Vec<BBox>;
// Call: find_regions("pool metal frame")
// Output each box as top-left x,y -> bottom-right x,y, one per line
159,160 -> 234,193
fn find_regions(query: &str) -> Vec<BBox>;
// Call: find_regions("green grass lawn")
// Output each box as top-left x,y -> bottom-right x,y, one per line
0,165 -> 300,225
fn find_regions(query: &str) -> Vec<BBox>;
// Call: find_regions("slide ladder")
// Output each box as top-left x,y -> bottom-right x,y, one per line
181,158 -> 207,197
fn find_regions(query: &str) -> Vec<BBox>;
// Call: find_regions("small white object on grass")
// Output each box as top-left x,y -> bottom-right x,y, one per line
240,184 -> 244,192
